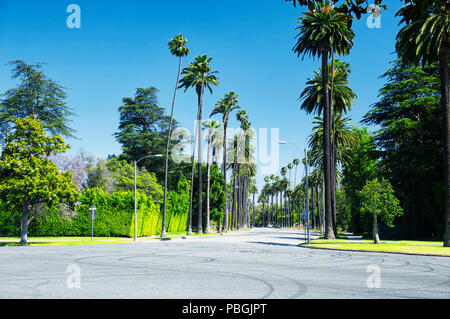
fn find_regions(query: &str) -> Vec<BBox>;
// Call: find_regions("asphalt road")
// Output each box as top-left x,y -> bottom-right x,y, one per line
0,228 -> 449,299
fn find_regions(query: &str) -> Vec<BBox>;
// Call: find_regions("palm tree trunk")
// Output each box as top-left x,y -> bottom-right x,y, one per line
441,43 -> 450,247
331,141 -> 337,236
161,55 -> 183,237
329,51 -> 337,238
222,118 -> 229,233
270,195 -> 274,225
322,49 -> 334,239
237,168 -> 242,229
187,123 -> 198,236
196,76 -> 206,234
205,131 -> 212,234
232,159 -> 237,230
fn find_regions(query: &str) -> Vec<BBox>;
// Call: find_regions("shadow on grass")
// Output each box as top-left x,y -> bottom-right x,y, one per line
0,242 -> 38,247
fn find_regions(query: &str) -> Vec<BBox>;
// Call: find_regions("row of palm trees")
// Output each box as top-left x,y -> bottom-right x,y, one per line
161,34 -> 256,236
291,0 -> 449,246
258,112 -> 357,232
293,0 -> 357,239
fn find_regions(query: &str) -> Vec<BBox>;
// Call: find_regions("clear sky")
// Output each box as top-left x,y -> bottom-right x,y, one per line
0,0 -> 404,192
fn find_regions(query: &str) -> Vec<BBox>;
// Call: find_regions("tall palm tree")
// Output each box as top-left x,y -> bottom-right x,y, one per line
292,158 -> 300,190
179,55 -> 219,234
248,179 -> 258,227
395,0 -> 450,246
211,92 -> 240,232
279,177 -> 289,227
203,119 -> 222,234
308,114 -> 359,170
287,163 -> 293,189
293,0 -> 354,239
300,60 -> 356,236
236,109 -> 252,229
161,34 -> 189,237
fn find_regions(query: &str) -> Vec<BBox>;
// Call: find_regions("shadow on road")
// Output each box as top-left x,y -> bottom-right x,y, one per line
247,241 -> 300,247
270,236 -> 306,241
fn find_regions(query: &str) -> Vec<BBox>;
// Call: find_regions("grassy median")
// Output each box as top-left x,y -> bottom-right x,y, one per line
0,230 -> 245,247
300,238 -> 450,256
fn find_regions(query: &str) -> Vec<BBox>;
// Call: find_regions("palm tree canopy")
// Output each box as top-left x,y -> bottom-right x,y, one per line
178,55 -> 219,95
308,114 -> 359,169
168,34 -> 190,57
300,59 -> 357,115
211,92 -> 240,123
236,109 -> 251,130
293,0 -> 355,59
396,1 -> 450,67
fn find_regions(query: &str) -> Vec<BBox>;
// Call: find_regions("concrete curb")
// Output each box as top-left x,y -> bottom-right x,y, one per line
298,244 -> 450,258
144,230 -> 250,243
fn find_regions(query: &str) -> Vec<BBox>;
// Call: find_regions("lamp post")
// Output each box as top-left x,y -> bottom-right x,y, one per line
278,140 -> 310,244
134,154 -> 162,243
89,205 -> 96,244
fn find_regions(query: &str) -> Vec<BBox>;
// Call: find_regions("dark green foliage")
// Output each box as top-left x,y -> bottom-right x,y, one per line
166,178 -> 190,233
341,127 -> 378,234
114,87 -> 173,182
335,189 -> 351,232
0,184 -> 190,237
362,61 -> 444,239
0,61 -> 76,143
192,164 -> 225,231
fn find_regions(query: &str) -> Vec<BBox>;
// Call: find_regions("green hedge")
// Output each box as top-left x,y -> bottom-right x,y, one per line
0,179 -> 190,237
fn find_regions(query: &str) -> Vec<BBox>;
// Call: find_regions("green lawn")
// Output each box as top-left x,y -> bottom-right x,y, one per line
301,239 -> 450,256
0,237 -> 133,246
0,230 -> 244,247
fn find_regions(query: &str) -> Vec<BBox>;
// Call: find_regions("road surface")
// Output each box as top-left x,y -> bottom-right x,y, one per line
0,228 -> 449,298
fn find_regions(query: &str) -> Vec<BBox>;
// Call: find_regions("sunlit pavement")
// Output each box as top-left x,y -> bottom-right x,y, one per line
0,228 -> 449,299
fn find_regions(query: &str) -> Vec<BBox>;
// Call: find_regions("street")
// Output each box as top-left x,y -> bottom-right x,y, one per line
0,229 -> 449,299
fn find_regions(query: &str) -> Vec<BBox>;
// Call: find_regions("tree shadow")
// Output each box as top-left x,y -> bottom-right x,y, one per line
247,241 -> 300,247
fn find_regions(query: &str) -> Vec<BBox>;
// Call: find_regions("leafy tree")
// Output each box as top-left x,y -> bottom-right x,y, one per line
395,0 -> 450,246
341,127 -> 378,234
84,156 -> 110,190
105,158 -> 163,201
114,87 -> 172,181
0,117 -> 79,244
47,152 -> 87,190
359,178 -> 403,244
362,61 -> 444,239
0,60 -> 76,143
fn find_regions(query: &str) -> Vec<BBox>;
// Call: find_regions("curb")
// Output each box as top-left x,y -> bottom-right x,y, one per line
298,245 -> 450,258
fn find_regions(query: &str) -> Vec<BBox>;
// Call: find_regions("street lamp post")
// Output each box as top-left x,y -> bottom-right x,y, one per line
278,140 -> 310,244
134,154 -> 162,243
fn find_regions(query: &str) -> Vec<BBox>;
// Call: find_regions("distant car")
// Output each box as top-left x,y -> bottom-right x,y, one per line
267,224 -> 273,228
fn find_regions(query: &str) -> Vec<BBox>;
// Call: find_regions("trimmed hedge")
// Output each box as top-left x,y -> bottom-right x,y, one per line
0,179 -> 190,237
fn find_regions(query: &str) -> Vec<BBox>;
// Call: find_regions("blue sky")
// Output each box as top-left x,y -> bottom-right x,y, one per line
0,0 -> 404,191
